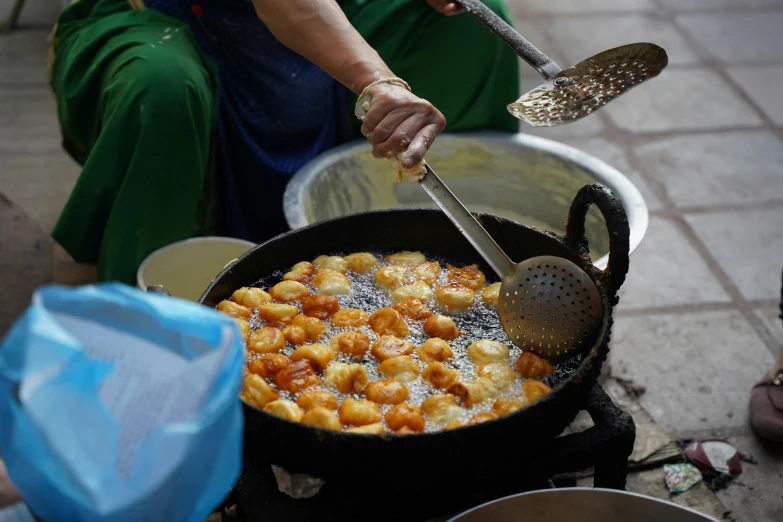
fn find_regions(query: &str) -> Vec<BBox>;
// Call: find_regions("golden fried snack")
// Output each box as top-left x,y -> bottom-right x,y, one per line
241,374 -> 279,408
396,426 -> 417,435
391,281 -> 433,304
217,300 -> 251,320
230,287 -> 272,309
409,261 -> 441,285
385,251 -> 427,266
263,400 -> 303,422
435,282 -> 476,311
282,261 -> 316,283
467,339 -> 510,365
296,391 -> 339,412
385,403 -> 425,433
339,398 -> 382,426
329,331 -> 370,358
522,379 -> 552,403
291,314 -> 327,341
516,352 -> 554,379
282,325 -> 308,346
247,353 -> 291,378
368,308 -> 409,337
481,282 -> 501,307
445,420 -> 463,430
346,423 -> 385,434
466,412 -> 497,426
269,281 -> 310,302
344,252 -> 378,274
257,303 -> 298,327
324,363 -> 370,394
301,295 -> 340,319
300,406 -> 342,431
235,319 -> 251,341
331,308 -> 369,327
492,397 -> 528,417
448,378 -> 499,407
477,362 -> 517,389
313,268 -> 351,295
393,297 -> 433,320
447,264 -> 486,290
365,379 -> 409,405
416,338 -> 454,363
422,361 -> 460,389
290,343 -> 335,371
274,360 -> 321,394
248,327 -> 286,354
371,336 -> 415,361
423,314 -> 460,341
374,265 -> 408,290
421,394 -> 466,425
313,255 -> 349,273
377,355 -> 420,383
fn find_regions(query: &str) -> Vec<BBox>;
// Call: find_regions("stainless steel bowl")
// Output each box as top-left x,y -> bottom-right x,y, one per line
447,488 -> 719,522
283,132 -> 648,270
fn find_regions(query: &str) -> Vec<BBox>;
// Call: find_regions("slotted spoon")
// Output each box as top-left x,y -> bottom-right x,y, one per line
455,0 -> 668,127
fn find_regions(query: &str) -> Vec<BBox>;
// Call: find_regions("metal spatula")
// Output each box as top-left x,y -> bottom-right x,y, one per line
455,0 -> 668,127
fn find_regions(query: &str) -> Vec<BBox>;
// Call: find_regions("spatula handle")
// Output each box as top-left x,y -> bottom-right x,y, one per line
454,0 -> 561,80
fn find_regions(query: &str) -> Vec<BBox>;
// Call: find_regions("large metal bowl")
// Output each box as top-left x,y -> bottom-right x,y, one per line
283,132 -> 648,270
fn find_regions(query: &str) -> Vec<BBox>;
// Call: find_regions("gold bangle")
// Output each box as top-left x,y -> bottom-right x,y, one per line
355,77 -> 411,111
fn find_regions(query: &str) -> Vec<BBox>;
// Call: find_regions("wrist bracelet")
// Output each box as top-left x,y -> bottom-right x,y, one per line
355,77 -> 411,112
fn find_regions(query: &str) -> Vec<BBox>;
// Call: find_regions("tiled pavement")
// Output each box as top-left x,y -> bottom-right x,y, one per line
1,0 -> 783,520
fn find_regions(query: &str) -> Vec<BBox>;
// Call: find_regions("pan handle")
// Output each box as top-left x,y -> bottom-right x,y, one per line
565,183 -> 630,302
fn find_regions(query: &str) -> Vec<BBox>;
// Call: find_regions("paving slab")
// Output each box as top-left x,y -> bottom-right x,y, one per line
509,0 -> 655,15
0,29 -> 50,85
509,18 -> 569,69
617,216 -> 731,309
0,0 -> 61,27
685,208 -> 783,302
610,310 -> 774,433
726,65 -> 783,126
657,0 -> 783,9
755,307 -> 783,348
633,131 -> 783,208
0,86 -> 62,153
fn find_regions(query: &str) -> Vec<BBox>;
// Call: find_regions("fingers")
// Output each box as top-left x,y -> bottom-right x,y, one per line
444,3 -> 466,15
367,108 -> 410,149
372,115 -> 418,159
402,123 -> 443,168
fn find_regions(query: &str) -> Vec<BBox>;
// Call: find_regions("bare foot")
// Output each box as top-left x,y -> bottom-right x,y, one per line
0,459 -> 22,509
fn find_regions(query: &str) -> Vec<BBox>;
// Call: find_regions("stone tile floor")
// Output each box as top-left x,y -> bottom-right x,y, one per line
1,0 -> 782,520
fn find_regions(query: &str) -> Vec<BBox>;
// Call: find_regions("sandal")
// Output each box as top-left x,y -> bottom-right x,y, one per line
749,369 -> 783,444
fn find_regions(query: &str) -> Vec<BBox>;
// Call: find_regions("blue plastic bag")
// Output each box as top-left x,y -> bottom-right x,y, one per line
0,283 -> 245,522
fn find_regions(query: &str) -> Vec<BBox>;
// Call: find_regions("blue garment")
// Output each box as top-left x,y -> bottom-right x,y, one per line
143,0 -> 352,243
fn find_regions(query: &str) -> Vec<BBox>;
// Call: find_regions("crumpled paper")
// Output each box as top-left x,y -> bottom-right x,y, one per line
663,463 -> 703,494
0,283 -> 245,522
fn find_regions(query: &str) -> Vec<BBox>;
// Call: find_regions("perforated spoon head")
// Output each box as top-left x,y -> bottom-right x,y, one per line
508,43 -> 668,127
497,256 -> 604,363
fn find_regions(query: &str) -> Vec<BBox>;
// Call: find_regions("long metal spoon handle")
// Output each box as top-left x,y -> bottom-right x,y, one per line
454,0 -> 562,80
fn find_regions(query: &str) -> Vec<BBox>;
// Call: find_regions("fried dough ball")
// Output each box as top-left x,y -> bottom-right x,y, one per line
481,282 -> 501,307
300,406 -> 342,431
263,400 -> 303,422
331,308 -> 369,327
368,308 -> 409,337
247,353 -> 291,378
257,303 -> 298,327
522,379 -> 553,403
269,280 -> 310,302
364,379 -> 409,405
391,281 -> 433,304
248,327 -> 286,354
416,338 -> 454,363
385,403 -> 425,433
313,255 -> 349,273
313,268 -> 351,295
396,426 -> 417,435
422,361 -> 460,389
516,352 -> 554,379
421,394 -> 466,425
344,252 -> 378,274
435,282 -> 475,311
324,363 -> 370,394
393,297 -> 433,320
448,378 -> 499,407
410,261 -> 441,285
235,319 -> 251,341
230,287 -> 272,309
477,362 -> 517,389
466,412 -> 498,426
345,423 -> 385,434
329,331 -> 371,358
282,325 -> 307,346
371,336 -> 415,361
385,251 -> 427,266
274,360 -> 321,394
296,391 -> 339,412
467,339 -> 510,365
282,261 -> 315,283
291,314 -> 327,341
290,343 -> 335,371
339,398 -> 382,426
492,397 -> 528,417
374,265 -> 408,290
217,300 -> 251,320
301,295 -> 340,319
423,314 -> 460,341
241,374 -> 279,408
377,356 -> 420,383
447,264 -> 486,290
445,420 -> 464,430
